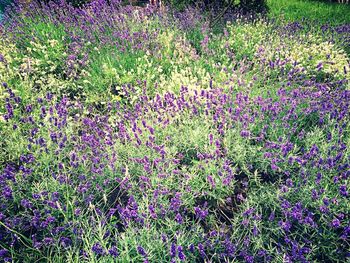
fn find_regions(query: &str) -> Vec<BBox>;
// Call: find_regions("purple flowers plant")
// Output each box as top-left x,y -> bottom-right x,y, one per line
0,0 -> 349,262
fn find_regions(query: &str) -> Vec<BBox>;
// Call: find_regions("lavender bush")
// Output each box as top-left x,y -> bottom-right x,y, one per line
0,0 -> 349,262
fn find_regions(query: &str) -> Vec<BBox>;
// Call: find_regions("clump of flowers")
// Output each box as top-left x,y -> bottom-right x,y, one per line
0,0 -> 349,262
255,33 -> 350,81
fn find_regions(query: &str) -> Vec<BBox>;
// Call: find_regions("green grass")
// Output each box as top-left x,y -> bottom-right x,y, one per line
268,0 -> 350,24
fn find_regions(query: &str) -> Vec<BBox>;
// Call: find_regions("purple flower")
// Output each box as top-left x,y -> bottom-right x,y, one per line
137,246 -> 147,257
223,239 -> 236,256
178,246 -> 186,261
21,199 -> 33,209
74,208 -> 81,216
0,249 -> 9,257
258,249 -> 267,257
3,186 -> 13,200
271,163 -> 278,171
170,243 -> 176,258
253,225 -> 259,236
188,244 -> 195,253
286,179 -> 293,187
278,220 -> 292,232
339,185 -> 348,197
208,133 -> 213,145
170,193 -> 182,212
194,205 -> 209,220
320,205 -> 329,214
240,130 -> 250,138
331,218 -> 341,228
175,213 -> 183,224
207,175 -> 216,188
243,208 -> 255,217
108,246 -> 119,257
43,238 -> 54,246
92,242 -> 105,255
198,243 -> 206,258
60,237 -> 72,248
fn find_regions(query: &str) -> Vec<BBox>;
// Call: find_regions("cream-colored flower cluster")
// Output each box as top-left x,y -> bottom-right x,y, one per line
158,64 -> 211,94
0,37 -> 81,98
255,34 -> 349,80
0,39 -> 18,82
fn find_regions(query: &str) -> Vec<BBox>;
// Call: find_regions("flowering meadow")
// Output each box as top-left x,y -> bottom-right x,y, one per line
0,0 -> 349,262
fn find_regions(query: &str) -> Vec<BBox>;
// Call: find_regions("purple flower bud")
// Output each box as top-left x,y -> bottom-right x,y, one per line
207,175 -> 216,188
240,130 -> 250,138
178,246 -> 186,261
198,243 -> 206,257
189,244 -> 195,253
0,249 -> 9,257
175,213 -> 183,224
170,243 -> 176,258
108,246 -> 119,257
331,218 -> 341,228
92,242 -> 105,255
208,133 -> 213,145
340,185 -> 348,197
194,205 -> 209,220
137,246 -> 147,257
